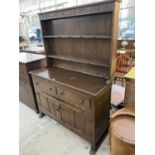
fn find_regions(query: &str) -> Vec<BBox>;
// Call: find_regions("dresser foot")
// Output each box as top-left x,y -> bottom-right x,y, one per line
90,148 -> 96,155
39,112 -> 45,118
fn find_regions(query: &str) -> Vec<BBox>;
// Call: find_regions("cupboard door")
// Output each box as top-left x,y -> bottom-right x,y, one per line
36,92 -> 49,111
74,111 -> 92,137
57,104 -> 74,126
47,96 -> 57,118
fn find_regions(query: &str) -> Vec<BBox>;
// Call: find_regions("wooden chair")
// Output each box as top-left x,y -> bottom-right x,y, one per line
126,50 -> 135,66
114,54 -> 132,86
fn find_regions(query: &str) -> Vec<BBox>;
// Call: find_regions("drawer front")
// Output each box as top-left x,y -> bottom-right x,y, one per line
32,76 -> 91,111
57,87 -> 91,111
33,76 -> 56,96
36,92 -> 57,118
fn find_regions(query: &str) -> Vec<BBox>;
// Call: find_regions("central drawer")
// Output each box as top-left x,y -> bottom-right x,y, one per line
57,87 -> 91,111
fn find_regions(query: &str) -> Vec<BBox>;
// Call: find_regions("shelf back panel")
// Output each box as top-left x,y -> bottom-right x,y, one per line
47,58 -> 109,78
40,0 -> 121,78
44,38 -> 111,66
41,13 -> 112,36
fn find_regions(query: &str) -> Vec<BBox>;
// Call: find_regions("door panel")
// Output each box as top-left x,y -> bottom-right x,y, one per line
74,111 -> 92,136
35,91 -> 92,138
47,96 -> 57,117
57,104 -> 74,126
36,92 -> 49,111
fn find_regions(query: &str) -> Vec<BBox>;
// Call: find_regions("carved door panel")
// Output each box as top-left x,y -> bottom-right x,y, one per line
56,104 -> 74,127
36,92 -> 49,111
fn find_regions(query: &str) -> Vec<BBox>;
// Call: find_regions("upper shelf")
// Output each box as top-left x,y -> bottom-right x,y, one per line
43,35 -> 112,39
47,54 -> 109,67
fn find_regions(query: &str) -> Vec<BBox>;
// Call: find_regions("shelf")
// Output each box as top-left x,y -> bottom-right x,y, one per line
47,55 -> 109,67
43,35 -> 111,39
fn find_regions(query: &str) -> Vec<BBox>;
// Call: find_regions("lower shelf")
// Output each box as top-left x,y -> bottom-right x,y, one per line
47,55 -> 109,67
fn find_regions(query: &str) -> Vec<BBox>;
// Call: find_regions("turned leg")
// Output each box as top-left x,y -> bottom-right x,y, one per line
39,112 -> 45,118
89,129 -> 108,155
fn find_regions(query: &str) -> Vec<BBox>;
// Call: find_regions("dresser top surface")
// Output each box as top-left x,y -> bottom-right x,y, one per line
19,52 -> 46,64
31,67 -> 107,95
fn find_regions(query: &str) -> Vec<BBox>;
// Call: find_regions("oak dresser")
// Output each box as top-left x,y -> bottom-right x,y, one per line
30,0 -> 121,154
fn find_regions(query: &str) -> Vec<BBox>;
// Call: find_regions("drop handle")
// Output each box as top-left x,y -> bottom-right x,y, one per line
79,99 -> 85,104
35,82 -> 39,85
56,105 -> 60,111
49,87 -> 53,91
59,91 -> 64,95
56,105 -> 64,111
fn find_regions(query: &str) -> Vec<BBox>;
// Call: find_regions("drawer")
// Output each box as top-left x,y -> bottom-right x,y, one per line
57,87 -> 91,111
33,76 -> 56,96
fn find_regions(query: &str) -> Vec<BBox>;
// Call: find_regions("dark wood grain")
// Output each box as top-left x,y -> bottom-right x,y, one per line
39,0 -> 120,21
31,67 -> 107,95
19,53 -> 47,113
31,0 -> 121,153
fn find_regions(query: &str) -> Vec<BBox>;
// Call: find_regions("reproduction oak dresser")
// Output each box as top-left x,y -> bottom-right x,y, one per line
19,53 -> 47,113
30,0 -> 121,154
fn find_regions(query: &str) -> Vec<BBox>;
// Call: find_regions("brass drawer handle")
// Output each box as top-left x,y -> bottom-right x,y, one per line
49,87 -> 53,91
79,99 -> 85,104
56,105 -> 60,111
59,91 -> 64,95
56,105 -> 64,111
35,82 -> 39,85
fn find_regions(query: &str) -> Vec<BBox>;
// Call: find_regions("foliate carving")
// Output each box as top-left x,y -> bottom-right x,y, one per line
40,2 -> 114,21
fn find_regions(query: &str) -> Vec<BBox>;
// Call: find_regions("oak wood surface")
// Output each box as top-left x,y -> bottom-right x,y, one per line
110,107 -> 135,155
31,67 -> 107,95
30,0 -> 121,153
19,53 -> 47,113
